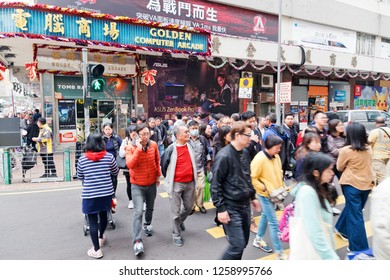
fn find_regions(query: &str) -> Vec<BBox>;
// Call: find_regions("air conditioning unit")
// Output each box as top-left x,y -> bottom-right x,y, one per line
261,74 -> 274,88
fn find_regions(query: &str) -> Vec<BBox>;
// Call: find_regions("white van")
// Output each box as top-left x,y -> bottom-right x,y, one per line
332,110 -> 390,132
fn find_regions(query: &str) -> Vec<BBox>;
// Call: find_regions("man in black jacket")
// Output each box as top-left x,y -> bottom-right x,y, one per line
211,121 -> 261,260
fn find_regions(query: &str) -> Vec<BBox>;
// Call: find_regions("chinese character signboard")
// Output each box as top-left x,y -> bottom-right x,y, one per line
276,82 -> 292,103
37,0 -> 278,41
238,78 -> 253,99
1,5 -> 209,54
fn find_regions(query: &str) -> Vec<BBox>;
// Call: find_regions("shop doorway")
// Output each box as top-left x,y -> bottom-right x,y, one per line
97,100 -> 127,138
98,100 -> 116,130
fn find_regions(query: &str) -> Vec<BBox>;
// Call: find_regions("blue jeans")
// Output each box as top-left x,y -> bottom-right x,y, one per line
131,184 -> 157,243
335,185 -> 370,251
222,203 -> 251,260
257,195 -> 283,254
158,144 -> 165,161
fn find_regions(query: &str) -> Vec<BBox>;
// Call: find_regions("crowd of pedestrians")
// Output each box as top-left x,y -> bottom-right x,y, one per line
75,110 -> 390,260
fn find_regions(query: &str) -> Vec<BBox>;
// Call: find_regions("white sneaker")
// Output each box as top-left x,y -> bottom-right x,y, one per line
335,230 -> 348,242
332,207 -> 341,215
277,253 -> 288,260
134,241 -> 144,256
253,237 -> 273,253
87,247 -> 103,259
128,200 -> 134,209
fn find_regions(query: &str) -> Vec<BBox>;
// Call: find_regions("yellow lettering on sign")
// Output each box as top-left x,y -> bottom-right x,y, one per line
51,51 -> 61,60
103,22 -> 120,40
93,54 -> 103,63
11,9 -> 31,31
118,56 -> 126,65
45,13 -> 65,35
66,52 -> 77,61
76,17 -> 92,38
177,42 -> 204,50
149,28 -> 191,41
135,37 -> 174,47
106,56 -> 114,64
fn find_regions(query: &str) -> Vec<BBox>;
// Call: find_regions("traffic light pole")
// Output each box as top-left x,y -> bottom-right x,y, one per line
82,48 -> 90,140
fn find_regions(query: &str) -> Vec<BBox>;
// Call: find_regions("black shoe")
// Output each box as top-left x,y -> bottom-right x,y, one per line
189,208 -> 195,215
180,223 -> 185,231
49,174 -> 58,178
39,174 -> 49,178
199,206 -> 207,214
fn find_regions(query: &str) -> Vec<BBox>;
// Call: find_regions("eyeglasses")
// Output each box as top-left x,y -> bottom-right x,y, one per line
139,132 -> 149,137
241,133 -> 252,137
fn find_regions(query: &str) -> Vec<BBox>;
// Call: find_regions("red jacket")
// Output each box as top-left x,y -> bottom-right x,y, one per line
125,140 -> 161,186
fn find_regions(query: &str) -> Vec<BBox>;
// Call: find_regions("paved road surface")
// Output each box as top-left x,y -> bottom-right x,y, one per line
0,178 -> 372,260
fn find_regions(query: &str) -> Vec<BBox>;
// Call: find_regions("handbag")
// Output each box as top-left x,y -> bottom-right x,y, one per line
116,155 -> 127,169
289,184 -> 334,260
289,216 -> 332,260
269,186 -> 288,204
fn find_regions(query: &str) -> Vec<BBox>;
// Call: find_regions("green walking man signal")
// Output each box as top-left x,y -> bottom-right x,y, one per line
89,64 -> 105,92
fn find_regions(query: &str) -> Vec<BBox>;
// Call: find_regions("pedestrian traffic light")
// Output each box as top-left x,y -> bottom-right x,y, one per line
89,64 -> 105,92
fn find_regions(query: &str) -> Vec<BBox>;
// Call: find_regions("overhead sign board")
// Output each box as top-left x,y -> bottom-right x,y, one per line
0,4 -> 209,53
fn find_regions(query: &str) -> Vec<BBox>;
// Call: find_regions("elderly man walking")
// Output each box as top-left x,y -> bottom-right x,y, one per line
162,124 -> 197,247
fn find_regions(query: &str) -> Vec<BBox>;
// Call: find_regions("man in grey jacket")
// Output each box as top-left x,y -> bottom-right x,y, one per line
161,124 -> 197,247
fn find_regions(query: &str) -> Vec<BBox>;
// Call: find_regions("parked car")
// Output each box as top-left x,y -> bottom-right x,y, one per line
328,110 -> 390,132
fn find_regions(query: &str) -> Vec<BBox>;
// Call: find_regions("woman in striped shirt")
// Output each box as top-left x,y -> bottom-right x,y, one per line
77,132 -> 119,259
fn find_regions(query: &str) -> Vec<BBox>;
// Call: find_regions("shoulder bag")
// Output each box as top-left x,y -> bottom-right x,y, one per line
116,154 -> 127,169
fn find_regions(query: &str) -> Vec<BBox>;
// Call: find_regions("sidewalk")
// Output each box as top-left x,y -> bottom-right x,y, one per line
0,177 -> 81,192
2,150 -> 76,185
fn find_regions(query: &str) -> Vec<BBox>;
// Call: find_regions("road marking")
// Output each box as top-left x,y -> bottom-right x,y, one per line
336,195 -> 345,205
0,186 -> 81,196
206,195 -> 346,238
159,192 -> 169,198
207,209 -> 284,239
258,221 -> 373,260
206,226 -> 225,239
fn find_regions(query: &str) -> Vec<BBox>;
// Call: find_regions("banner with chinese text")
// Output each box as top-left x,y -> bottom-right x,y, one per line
1,5 -> 209,53
37,0 -> 278,41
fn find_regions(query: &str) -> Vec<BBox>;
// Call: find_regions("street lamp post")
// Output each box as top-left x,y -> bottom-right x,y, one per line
276,0 -> 282,125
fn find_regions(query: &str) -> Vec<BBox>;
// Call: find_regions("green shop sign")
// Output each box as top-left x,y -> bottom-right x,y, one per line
55,76 -> 132,100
